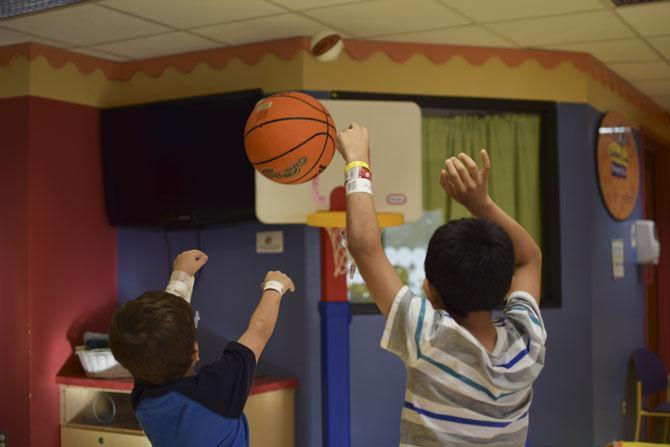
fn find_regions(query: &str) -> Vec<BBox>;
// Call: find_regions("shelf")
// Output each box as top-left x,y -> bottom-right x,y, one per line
65,421 -> 143,436
57,355 -> 298,394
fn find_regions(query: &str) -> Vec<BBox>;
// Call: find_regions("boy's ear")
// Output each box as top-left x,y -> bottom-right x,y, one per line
423,279 -> 431,299
193,342 -> 200,363
423,279 -> 443,310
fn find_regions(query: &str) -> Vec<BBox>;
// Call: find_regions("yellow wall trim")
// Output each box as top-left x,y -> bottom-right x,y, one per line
0,40 -> 667,139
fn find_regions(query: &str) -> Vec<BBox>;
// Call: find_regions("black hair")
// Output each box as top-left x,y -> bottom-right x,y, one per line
424,218 -> 515,316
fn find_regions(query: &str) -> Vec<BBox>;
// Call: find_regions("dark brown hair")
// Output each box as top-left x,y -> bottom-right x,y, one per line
109,291 -> 196,385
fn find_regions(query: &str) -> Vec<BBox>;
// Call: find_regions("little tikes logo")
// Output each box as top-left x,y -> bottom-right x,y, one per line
386,194 -> 407,205
261,157 -> 307,180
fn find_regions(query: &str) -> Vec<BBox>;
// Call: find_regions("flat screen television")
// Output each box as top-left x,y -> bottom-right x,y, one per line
101,89 -> 263,227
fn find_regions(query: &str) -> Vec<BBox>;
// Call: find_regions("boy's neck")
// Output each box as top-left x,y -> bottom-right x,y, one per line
454,310 -> 497,352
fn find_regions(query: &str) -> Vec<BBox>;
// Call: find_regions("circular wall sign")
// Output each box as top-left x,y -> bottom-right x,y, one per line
596,111 -> 639,221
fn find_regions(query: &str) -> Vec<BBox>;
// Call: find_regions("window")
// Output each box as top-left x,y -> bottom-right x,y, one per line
338,92 -> 561,313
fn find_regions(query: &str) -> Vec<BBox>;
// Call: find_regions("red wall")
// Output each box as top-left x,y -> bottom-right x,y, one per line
0,97 -> 31,446
0,97 -> 117,446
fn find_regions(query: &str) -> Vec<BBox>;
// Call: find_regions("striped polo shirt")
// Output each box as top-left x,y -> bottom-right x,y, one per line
381,287 -> 546,446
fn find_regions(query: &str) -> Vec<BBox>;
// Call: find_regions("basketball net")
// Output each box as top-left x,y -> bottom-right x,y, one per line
325,227 -> 351,277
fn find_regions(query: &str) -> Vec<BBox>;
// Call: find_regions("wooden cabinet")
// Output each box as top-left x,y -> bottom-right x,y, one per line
61,426 -> 150,447
57,371 -> 297,447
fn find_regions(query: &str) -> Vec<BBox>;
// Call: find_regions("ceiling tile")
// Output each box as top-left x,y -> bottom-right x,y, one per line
1,4 -> 170,46
375,25 -> 514,48
648,35 -> 670,60
0,27 -> 75,48
438,0 -> 604,23
543,38 -> 660,63
608,61 -> 670,81
303,0 -> 470,37
270,0 -> 358,10
70,47 -> 130,61
489,11 -> 634,46
632,79 -> 670,96
91,31 -> 221,59
192,13 -> 324,45
99,0 -> 284,29
0,27 -> 35,46
616,2 -> 670,37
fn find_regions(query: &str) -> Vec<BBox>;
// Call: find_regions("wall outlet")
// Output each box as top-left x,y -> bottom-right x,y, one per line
621,399 -> 627,415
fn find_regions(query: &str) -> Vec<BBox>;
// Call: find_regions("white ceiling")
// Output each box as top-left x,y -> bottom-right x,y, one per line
0,0 -> 669,112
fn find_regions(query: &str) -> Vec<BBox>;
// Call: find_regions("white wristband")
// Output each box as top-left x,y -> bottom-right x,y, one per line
345,178 -> 372,195
345,166 -> 372,182
263,280 -> 285,296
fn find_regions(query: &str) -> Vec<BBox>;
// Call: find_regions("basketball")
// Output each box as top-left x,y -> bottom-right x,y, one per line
310,31 -> 344,62
244,92 -> 336,184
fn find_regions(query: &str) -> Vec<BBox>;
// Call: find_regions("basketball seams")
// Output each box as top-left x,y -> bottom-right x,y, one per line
250,131 -> 331,166
244,116 -> 335,138
288,133 -> 335,184
288,107 -> 335,184
274,93 -> 326,114
244,91 -> 336,184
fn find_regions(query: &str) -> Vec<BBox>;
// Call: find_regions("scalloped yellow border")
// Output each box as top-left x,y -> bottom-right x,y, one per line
0,40 -> 668,140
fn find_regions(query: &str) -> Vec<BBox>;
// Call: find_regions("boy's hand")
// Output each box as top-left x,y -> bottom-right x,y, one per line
173,249 -> 208,276
336,122 -> 370,164
263,271 -> 296,295
440,149 -> 492,215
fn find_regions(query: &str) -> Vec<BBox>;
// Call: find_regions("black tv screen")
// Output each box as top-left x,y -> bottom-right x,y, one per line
101,89 -> 263,227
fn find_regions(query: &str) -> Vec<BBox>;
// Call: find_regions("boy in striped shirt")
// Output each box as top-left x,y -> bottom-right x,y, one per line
338,123 -> 546,446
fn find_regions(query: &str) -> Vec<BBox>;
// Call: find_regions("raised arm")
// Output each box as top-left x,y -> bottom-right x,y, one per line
338,123 -> 404,317
238,271 -> 295,362
441,150 -> 542,302
166,249 -> 208,302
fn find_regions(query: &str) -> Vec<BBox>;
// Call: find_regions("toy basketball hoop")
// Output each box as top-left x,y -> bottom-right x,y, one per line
254,98 -> 420,277
307,187 -> 404,277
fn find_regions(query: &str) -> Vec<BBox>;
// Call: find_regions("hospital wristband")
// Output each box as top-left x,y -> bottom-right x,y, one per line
345,166 -> 372,182
343,161 -> 370,174
345,178 -> 373,196
166,271 -> 195,303
263,280 -> 285,296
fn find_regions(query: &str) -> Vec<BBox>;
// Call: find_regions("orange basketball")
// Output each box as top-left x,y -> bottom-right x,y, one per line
244,91 -> 336,184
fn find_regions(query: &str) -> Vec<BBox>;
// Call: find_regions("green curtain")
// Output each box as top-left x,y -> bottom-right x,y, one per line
422,114 -> 542,246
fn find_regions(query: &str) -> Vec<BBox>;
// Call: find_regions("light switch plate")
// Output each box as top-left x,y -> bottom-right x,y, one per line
612,238 -> 625,279
256,231 -> 284,254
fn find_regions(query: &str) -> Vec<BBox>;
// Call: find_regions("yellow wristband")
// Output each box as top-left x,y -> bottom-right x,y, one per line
344,161 -> 370,174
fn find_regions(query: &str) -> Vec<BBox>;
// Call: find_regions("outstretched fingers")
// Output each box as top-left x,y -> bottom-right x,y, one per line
480,149 -> 491,180
457,153 -> 481,184
444,158 -> 465,193
452,157 -> 476,189
440,169 -> 456,196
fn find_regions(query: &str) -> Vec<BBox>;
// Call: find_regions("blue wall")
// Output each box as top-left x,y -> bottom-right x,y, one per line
117,223 -> 323,447
342,103 -> 644,447
116,103 -> 645,447
585,106 -> 645,445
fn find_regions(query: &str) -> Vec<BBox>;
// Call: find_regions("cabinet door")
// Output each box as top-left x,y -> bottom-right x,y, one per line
61,426 -> 150,447
245,389 -> 295,447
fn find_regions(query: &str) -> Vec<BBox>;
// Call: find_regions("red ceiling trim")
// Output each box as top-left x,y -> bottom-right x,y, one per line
343,38 -> 594,70
0,38 -> 667,124
118,36 -> 310,81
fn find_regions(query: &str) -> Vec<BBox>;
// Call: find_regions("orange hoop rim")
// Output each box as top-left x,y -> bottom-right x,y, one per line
306,211 -> 404,228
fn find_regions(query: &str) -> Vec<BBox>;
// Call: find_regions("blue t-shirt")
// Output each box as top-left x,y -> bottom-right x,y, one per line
131,342 -> 256,447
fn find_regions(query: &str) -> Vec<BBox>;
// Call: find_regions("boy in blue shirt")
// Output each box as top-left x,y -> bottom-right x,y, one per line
109,250 -> 294,447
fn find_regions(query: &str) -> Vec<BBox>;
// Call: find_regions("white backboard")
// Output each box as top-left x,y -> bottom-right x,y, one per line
255,99 -> 422,224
